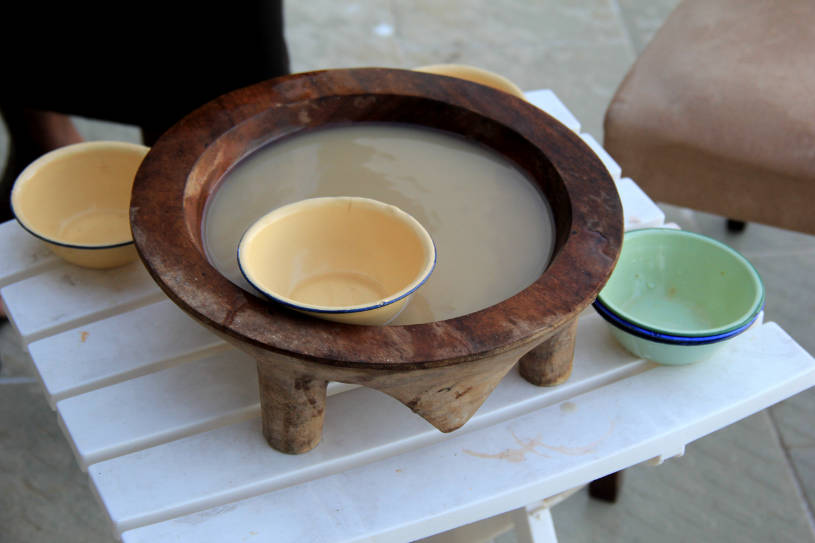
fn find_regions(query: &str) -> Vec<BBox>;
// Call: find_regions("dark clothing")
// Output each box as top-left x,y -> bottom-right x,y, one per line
1,2 -> 290,221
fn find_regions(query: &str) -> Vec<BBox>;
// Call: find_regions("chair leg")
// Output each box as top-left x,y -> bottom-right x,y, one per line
588,471 -> 623,503
726,219 -> 747,232
512,506 -> 558,543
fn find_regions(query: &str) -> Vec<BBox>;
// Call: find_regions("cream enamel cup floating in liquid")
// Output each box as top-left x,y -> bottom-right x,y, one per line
11,141 -> 149,268
238,196 -> 436,325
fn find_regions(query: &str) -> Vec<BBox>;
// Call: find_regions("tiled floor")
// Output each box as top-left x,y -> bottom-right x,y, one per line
2,1 -> 814,542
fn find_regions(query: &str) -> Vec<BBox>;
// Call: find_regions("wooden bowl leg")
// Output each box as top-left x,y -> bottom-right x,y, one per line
256,359 -> 328,454
518,316 -> 579,386
374,348 -> 523,433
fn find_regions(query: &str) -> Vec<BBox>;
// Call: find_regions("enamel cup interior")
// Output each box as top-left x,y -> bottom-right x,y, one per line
11,141 -> 149,268
238,196 -> 436,324
598,229 -> 764,337
12,142 -> 148,247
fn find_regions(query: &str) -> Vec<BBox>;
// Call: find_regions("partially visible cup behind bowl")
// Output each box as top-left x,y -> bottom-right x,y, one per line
413,64 -> 526,100
11,141 -> 149,268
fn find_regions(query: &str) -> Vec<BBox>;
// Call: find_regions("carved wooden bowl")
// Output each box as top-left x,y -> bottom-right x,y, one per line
130,68 -> 623,454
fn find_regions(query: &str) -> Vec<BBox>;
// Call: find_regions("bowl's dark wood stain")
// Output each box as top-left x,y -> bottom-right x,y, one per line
130,68 -> 623,453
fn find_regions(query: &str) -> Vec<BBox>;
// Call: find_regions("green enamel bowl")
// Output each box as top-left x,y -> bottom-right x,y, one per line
595,228 -> 764,364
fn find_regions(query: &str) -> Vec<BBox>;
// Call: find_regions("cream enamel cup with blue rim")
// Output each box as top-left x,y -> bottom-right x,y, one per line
238,196 -> 436,325
11,141 -> 149,269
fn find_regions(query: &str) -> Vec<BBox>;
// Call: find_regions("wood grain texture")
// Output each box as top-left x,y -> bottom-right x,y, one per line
130,68 -> 623,452
520,315 -> 580,386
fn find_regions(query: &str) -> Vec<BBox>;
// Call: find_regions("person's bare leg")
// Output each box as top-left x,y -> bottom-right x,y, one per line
23,109 -> 83,151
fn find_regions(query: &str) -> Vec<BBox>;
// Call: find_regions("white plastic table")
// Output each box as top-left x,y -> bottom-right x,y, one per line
3,91 -> 814,543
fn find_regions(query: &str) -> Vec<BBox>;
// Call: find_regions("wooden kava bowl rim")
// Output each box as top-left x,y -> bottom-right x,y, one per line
130,68 -> 623,369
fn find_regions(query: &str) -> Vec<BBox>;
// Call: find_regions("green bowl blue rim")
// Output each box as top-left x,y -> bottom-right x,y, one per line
592,297 -> 762,345
597,228 -> 765,337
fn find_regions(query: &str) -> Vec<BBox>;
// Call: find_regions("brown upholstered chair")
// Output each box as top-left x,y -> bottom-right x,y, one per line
592,0 -> 815,503
604,0 -> 815,235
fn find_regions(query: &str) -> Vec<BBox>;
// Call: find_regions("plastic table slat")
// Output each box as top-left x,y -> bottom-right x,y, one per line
57,346 -> 359,469
0,219 -> 60,287
524,90 -> 582,133
579,132 -> 622,183
28,299 -> 227,407
120,322 -> 815,543
81,315 -> 642,531
1,260 -> 162,342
